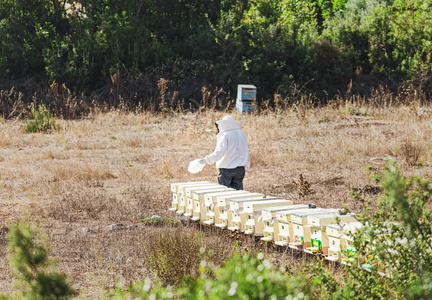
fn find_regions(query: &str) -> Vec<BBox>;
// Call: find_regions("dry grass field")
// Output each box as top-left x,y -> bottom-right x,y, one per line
1,98 -> 431,298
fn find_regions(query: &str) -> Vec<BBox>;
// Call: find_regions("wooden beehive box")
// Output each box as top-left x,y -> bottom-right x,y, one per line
341,223 -> 402,275
183,185 -> 229,217
191,188 -> 235,221
305,213 -> 357,255
339,222 -> 364,265
325,223 -> 345,262
227,196 -> 278,232
214,193 -> 264,228
274,208 -> 340,247
169,181 -> 210,211
288,209 -> 338,250
260,204 -> 308,242
243,200 -> 294,237
202,190 -> 251,225
274,208 -> 318,246
177,183 -> 221,215
325,221 -> 362,262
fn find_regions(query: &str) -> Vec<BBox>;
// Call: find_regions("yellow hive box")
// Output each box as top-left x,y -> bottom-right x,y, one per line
243,200 -> 294,237
203,190 -> 251,225
169,181 -> 211,211
325,221 -> 363,262
227,197 -> 278,232
177,183 -> 221,215
183,185 -> 229,217
260,204 -> 308,242
274,208 -> 317,246
305,214 -> 357,255
214,193 -> 265,228
191,188 -> 235,221
339,222 -> 364,265
287,209 -> 338,250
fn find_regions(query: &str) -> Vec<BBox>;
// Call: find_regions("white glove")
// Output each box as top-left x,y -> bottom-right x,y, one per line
199,158 -> 206,165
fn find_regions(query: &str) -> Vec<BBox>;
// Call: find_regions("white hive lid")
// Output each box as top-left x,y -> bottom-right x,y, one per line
230,196 -> 277,203
244,200 -> 293,212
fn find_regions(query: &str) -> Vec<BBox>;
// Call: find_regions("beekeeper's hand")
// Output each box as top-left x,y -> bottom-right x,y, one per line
199,158 -> 206,165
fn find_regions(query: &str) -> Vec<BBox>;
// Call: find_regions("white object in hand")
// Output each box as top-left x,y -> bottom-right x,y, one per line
188,159 -> 206,174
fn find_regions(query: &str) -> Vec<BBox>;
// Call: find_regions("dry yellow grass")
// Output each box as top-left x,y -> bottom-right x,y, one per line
0,102 -> 431,297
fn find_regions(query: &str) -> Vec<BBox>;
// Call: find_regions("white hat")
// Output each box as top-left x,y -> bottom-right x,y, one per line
222,115 -> 235,121
217,115 -> 240,132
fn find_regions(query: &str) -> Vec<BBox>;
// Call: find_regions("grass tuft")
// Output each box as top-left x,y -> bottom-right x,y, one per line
24,104 -> 57,133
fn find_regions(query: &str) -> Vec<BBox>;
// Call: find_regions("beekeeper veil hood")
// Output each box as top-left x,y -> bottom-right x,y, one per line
216,115 -> 241,133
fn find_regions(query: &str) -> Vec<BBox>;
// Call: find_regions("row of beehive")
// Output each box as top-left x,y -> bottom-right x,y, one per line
169,181 -> 380,270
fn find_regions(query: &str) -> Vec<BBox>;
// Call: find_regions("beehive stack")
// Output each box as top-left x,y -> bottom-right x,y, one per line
228,196 -> 278,232
169,181 -> 386,273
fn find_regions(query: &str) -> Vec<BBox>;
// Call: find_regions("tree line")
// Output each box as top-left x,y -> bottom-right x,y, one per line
0,0 -> 431,112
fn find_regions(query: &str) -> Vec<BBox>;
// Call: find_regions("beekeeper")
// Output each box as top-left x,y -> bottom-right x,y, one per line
198,115 -> 250,190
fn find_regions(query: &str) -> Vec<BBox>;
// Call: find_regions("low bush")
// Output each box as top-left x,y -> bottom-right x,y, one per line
142,228 -> 202,286
399,140 -> 423,166
141,216 -> 180,227
24,104 -> 57,133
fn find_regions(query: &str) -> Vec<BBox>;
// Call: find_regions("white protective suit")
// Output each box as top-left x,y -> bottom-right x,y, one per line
204,116 -> 250,171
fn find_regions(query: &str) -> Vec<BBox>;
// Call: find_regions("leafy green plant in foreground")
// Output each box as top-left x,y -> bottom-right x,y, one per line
110,251 -> 317,300
24,104 -> 57,133
316,160 -> 432,299
7,221 -> 76,300
362,161 -> 432,299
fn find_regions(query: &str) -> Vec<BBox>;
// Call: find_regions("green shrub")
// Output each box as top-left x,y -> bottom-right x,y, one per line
342,105 -> 369,116
316,160 -> 432,299
25,104 -> 57,133
110,251 -> 317,300
7,221 -> 76,300
141,216 -> 180,226
362,161 -> 432,297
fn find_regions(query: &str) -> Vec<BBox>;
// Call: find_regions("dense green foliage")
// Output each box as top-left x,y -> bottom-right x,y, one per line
6,221 -> 76,300
0,0 -> 431,109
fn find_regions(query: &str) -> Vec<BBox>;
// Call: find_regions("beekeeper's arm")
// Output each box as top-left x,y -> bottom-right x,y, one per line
201,133 -> 228,165
245,154 -> 250,171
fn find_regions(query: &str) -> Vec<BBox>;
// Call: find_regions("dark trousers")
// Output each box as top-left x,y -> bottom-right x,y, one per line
217,166 -> 245,190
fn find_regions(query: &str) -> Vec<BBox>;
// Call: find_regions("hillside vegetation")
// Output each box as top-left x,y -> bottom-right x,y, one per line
1,0 -> 432,116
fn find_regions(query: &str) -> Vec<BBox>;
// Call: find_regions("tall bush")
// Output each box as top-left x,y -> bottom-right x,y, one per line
6,221 -> 76,300
316,160 -> 432,299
